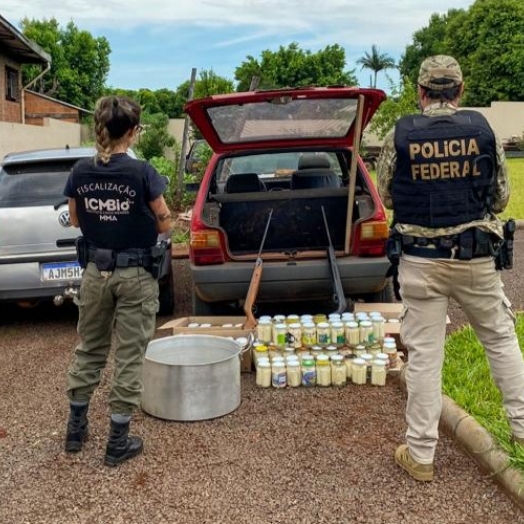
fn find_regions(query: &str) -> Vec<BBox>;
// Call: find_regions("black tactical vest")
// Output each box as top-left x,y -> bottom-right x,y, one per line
392,110 -> 496,228
70,155 -> 158,250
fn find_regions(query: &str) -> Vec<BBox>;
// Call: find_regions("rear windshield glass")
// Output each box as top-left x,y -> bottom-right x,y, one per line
0,161 -> 76,208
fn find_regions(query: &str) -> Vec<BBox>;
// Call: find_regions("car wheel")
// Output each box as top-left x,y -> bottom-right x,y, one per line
158,262 -> 175,315
362,278 -> 395,303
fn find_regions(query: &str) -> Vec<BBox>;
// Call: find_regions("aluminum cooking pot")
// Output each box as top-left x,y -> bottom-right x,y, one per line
141,334 -> 251,421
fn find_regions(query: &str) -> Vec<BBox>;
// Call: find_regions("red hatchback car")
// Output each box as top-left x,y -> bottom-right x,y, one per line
184,86 -> 392,315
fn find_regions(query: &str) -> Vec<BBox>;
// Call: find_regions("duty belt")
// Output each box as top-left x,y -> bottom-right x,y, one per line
87,247 -> 153,268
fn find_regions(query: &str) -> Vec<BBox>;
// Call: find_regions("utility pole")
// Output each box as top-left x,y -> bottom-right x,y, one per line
177,67 -> 197,199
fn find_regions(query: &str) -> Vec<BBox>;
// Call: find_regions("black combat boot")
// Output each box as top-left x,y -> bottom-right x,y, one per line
65,403 -> 89,452
104,418 -> 143,467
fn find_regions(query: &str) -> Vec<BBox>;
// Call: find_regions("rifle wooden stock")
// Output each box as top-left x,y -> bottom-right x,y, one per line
244,259 -> 263,329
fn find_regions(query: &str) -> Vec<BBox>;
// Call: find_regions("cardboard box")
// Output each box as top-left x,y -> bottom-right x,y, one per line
158,316 -> 254,372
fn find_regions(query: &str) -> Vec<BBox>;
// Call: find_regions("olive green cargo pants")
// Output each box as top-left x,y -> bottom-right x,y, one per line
66,263 -> 159,415
399,254 -> 524,464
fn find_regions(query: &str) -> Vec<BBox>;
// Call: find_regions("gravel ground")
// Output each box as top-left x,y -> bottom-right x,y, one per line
2,239 -> 524,524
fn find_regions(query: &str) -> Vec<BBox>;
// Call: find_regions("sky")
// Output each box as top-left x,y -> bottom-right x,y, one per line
3,0 -> 475,93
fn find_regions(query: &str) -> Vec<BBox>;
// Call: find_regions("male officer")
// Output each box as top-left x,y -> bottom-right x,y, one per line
377,55 -> 524,481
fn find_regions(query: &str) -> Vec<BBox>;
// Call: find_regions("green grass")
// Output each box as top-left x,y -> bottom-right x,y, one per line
443,316 -> 524,473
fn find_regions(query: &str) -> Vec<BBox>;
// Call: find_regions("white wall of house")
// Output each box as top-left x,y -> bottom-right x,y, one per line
0,118 -> 82,159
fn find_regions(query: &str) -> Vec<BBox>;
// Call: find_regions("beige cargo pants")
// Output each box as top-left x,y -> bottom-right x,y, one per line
66,262 -> 159,415
399,253 -> 524,464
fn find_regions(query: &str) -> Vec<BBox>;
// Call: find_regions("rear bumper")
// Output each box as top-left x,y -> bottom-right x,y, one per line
191,256 -> 390,303
0,259 -> 81,303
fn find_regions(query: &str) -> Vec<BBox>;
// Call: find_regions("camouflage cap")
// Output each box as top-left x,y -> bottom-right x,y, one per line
418,55 -> 463,90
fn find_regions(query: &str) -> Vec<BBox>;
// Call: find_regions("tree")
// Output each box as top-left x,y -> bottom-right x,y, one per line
134,112 -> 175,160
369,75 -> 419,140
234,42 -> 357,91
356,45 -> 396,88
21,18 -> 111,109
446,0 -> 524,106
398,10 -> 465,86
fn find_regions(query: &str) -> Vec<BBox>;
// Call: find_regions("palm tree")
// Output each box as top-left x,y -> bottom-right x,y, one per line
357,45 -> 396,88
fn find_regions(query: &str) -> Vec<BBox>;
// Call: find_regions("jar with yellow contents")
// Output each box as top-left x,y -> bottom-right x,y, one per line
316,354 -> 332,387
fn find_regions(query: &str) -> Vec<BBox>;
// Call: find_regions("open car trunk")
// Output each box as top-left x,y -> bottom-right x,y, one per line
203,186 -> 375,257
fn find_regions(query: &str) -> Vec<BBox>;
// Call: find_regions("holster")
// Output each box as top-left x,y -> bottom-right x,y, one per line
94,248 -> 116,272
149,241 -> 169,280
75,237 -> 88,269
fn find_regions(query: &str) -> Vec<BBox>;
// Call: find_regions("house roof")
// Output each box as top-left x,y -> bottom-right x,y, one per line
25,90 -> 93,114
0,14 -> 51,64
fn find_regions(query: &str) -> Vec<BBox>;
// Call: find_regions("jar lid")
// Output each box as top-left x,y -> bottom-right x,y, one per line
200,323 -> 212,328
273,314 -> 286,321
301,353 -> 313,359
302,322 -> 316,328
383,342 -> 397,349
289,323 -> 301,329
325,345 -> 337,351
341,312 -> 354,320
258,361 -> 270,368
283,347 -> 295,353
355,345 -> 366,350
330,321 -> 344,328
258,315 -> 272,322
311,346 -> 323,351
352,358 -> 366,366
316,354 -> 330,364
254,345 -> 268,352
331,354 -> 344,362
272,357 -> 285,363
376,353 -> 389,360
287,314 -> 300,320
371,316 -> 384,322
258,318 -> 272,325
301,314 -> 313,320
302,359 -> 315,366
317,322 -> 330,328
274,323 -> 287,329
372,359 -> 387,366
359,320 -> 372,327
361,353 -> 373,361
383,336 -> 395,343
257,357 -> 270,365
287,359 -> 300,367
345,321 -> 359,328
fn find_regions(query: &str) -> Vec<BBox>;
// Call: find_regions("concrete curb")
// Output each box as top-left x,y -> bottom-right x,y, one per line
515,220 -> 524,230
399,366 -> 524,509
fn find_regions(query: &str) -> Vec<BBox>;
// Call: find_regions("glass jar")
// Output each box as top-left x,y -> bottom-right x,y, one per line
367,343 -> 382,357
371,316 -> 385,344
361,353 -> 374,380
330,322 -> 345,347
351,358 -> 367,385
288,323 -> 303,349
256,319 -> 273,344
300,314 -> 314,324
371,359 -> 387,386
324,345 -> 338,360
359,320 -> 373,345
287,359 -> 302,387
356,312 -> 370,322
253,344 -> 269,366
301,358 -> 317,387
282,346 -> 296,360
273,314 -> 286,324
345,321 -> 360,346
328,313 -> 341,323
268,345 -> 282,361
314,313 -> 328,324
316,322 -> 331,347
353,344 -> 366,358
298,352 -> 313,363
311,345 -> 324,359
316,354 -> 332,387
301,322 -> 317,348
271,360 -> 287,388
344,354 -> 354,380
274,323 -> 288,348
286,314 -> 300,325
383,342 -> 398,368
375,352 -> 389,368
383,336 -> 396,346
256,361 -> 271,388
331,354 -> 347,387
341,312 -> 355,322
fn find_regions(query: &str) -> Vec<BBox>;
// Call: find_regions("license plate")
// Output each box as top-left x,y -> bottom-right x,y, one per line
41,261 -> 83,282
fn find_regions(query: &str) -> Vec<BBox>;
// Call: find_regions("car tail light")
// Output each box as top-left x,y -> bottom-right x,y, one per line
190,229 -> 226,265
354,220 -> 389,256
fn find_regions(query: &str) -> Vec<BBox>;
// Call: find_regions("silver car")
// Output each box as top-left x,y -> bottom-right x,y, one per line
0,146 -> 174,314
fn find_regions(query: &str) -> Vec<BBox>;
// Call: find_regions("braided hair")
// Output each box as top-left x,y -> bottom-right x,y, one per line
93,96 -> 141,164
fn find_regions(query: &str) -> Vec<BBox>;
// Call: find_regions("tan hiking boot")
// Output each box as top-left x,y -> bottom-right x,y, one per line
395,444 -> 434,482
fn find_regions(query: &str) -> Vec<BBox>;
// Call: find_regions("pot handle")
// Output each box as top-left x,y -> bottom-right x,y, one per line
238,332 -> 255,355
